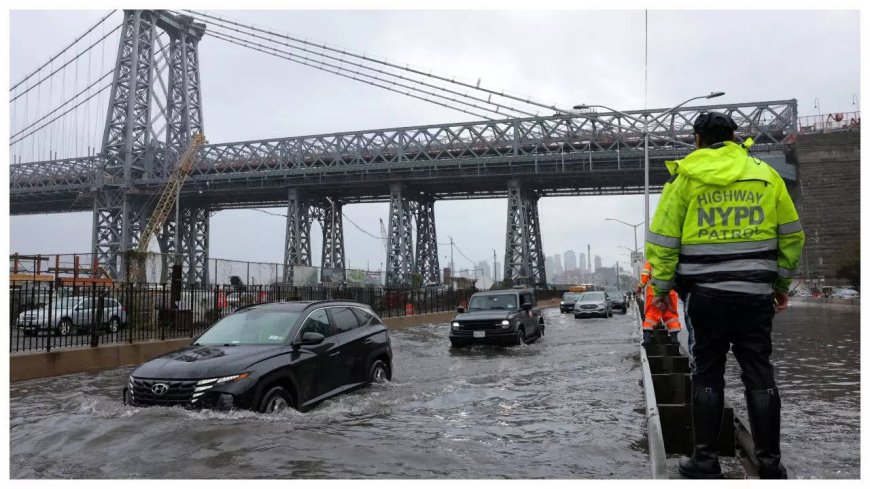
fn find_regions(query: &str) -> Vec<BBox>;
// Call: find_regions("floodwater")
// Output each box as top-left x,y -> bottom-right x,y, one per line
722,300 -> 861,479
10,308 -> 650,479
10,301 -> 860,479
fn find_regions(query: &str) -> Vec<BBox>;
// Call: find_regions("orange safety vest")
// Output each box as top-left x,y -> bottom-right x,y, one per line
639,261 -> 681,332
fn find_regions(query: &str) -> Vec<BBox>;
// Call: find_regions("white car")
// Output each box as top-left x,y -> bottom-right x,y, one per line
833,288 -> 859,299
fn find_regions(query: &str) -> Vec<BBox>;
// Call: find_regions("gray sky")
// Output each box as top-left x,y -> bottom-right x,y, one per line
8,9 -> 861,278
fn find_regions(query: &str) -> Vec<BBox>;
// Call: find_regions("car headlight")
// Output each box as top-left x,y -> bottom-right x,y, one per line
560,301 -> 565,305
451,321 -> 460,330
501,319 -> 511,329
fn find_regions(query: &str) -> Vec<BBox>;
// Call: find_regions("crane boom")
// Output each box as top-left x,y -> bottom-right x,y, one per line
137,133 -> 206,253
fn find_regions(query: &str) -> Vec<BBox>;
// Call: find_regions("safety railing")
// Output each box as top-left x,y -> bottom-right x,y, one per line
798,111 -> 860,134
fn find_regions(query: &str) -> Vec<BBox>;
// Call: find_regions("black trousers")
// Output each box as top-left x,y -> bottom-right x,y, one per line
685,287 -> 777,392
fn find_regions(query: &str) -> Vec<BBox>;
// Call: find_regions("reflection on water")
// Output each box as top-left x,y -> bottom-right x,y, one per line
10,309 -> 649,479
723,301 -> 860,479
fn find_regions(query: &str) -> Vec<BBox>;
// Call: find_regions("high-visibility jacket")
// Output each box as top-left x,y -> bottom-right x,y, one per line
638,261 -> 681,331
645,138 -> 805,297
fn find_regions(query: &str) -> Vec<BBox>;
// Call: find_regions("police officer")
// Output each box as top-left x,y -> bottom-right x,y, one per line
645,112 -> 804,479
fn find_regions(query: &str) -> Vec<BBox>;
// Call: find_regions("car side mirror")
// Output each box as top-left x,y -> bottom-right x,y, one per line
300,332 -> 325,345
456,306 -> 465,313
522,302 -> 532,311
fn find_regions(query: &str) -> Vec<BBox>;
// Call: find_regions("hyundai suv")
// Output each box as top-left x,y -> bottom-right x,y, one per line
449,289 -> 544,347
122,301 -> 392,413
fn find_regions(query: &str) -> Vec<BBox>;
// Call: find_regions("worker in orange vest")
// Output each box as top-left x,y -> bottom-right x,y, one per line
637,261 -> 681,345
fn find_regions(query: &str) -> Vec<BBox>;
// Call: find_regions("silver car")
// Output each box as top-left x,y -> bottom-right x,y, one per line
573,291 -> 613,319
16,296 -> 127,336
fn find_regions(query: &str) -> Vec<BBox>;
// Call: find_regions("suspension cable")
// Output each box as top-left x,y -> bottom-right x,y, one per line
184,9 -> 570,115
11,10 -> 116,92
10,23 -> 121,103
208,30 -> 493,121
187,12 -> 534,119
11,83 -> 113,147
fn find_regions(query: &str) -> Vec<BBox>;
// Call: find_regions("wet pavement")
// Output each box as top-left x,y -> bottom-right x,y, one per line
9,300 -> 860,479
10,307 -> 650,479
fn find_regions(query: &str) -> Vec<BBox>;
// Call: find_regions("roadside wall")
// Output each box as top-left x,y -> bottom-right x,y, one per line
792,131 -> 860,283
10,298 -> 560,382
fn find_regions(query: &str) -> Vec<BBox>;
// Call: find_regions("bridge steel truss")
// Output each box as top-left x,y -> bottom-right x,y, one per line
10,10 -> 800,289
503,180 -> 546,287
91,10 -> 208,283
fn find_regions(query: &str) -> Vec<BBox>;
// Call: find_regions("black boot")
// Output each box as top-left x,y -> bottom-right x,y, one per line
678,386 -> 724,479
669,331 -> 680,345
641,329 -> 653,346
745,388 -> 788,479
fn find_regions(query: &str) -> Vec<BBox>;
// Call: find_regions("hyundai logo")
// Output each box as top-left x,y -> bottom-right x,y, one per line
151,383 -> 169,396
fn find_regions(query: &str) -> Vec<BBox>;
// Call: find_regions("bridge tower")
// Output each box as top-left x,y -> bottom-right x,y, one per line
503,179 -> 547,287
283,188 -> 313,283
414,193 -> 441,286
93,10 -> 207,283
319,199 -> 346,281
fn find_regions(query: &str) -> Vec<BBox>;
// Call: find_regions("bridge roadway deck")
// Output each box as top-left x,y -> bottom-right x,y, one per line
10,144 -> 792,215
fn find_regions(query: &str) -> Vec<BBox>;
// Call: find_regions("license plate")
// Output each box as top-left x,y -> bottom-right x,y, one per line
473,331 -> 485,338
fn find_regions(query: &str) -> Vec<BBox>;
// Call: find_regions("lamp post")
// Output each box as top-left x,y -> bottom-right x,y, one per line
606,218 -> 643,259
574,91 -> 725,246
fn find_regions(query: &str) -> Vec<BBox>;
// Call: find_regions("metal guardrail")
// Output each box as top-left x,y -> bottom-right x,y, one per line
636,299 -> 669,478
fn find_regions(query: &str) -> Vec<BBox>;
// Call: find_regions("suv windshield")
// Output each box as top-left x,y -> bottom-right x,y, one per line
562,292 -> 578,300
195,309 -> 300,345
468,294 -> 518,311
579,292 -> 605,301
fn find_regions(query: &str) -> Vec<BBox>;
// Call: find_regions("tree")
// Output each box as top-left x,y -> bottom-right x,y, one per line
229,275 -> 244,291
835,240 -> 860,290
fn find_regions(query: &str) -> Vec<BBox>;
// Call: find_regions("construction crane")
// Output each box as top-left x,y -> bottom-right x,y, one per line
379,218 -> 389,255
126,133 -> 206,282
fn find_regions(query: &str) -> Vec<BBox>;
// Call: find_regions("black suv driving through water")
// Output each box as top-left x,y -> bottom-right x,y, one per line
448,289 -> 544,347
123,301 -> 392,413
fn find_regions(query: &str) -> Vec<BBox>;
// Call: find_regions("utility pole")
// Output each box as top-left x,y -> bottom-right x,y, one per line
492,248 -> 497,283
449,236 -> 455,275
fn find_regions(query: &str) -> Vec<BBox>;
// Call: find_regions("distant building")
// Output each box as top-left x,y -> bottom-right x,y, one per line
594,255 -> 602,272
554,254 -> 564,275
579,252 -> 587,273
564,250 -> 577,271
545,256 -> 556,278
478,260 -> 491,282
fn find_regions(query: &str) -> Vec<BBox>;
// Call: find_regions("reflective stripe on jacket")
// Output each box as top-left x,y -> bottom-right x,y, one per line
645,138 -> 805,297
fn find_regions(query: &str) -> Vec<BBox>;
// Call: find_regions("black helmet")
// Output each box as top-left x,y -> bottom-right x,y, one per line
693,111 -> 738,135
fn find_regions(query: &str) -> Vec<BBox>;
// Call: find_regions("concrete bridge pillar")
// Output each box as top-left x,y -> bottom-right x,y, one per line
283,188 -> 313,283
503,179 -> 547,288
386,183 -> 414,287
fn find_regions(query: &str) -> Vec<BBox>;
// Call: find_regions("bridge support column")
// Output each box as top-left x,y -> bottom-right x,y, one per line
283,188 -> 312,283
386,183 -> 414,287
414,195 -> 441,286
503,179 -> 547,288
319,200 -> 346,283
180,206 -> 209,285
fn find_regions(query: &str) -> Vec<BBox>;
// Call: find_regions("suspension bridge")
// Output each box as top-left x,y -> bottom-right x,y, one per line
9,9 -> 799,288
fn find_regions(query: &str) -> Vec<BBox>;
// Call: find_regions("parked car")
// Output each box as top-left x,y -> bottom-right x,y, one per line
573,291 -> 613,319
832,288 -> 859,299
449,289 -> 544,347
605,287 -> 627,313
15,295 -> 127,335
123,300 -> 392,413
560,292 -> 580,313
226,291 -> 260,311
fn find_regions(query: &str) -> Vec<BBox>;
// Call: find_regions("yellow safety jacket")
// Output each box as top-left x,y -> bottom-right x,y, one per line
645,139 -> 805,297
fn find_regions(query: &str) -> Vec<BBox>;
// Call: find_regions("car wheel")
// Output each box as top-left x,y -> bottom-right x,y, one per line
108,316 -> 121,333
57,319 -> 73,336
574,314 -> 580,319
515,328 -> 525,346
608,309 -> 613,318
538,322 -> 545,338
258,386 -> 293,413
369,359 -> 390,384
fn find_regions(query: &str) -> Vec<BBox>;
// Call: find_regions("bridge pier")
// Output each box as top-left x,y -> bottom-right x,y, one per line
283,188 -> 313,283
414,194 -> 441,286
386,183 -> 415,287
503,179 -> 547,288
318,200 -> 346,283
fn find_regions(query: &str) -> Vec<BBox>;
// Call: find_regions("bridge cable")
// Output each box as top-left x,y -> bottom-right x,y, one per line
10,83 -> 113,147
207,30 -> 494,121
182,10 -> 568,117
207,28 -> 503,120
10,22 -> 121,104
184,12 -> 535,120
10,10 -> 116,92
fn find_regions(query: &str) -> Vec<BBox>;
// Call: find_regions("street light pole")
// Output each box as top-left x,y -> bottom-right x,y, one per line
575,91 -> 725,253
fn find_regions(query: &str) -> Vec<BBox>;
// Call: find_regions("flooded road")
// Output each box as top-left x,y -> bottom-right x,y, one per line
11,307 -> 650,479
723,300 -> 861,479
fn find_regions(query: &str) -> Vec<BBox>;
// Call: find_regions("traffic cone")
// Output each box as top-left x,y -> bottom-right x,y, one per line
405,303 -> 414,316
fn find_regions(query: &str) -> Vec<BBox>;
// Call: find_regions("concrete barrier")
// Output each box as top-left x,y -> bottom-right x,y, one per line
10,298 -> 562,382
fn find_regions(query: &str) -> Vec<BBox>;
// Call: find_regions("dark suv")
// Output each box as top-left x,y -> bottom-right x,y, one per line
122,301 -> 392,413
449,289 -> 544,347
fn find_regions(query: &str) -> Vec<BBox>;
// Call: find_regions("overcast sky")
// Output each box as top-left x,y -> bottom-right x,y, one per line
7,9 -> 861,280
